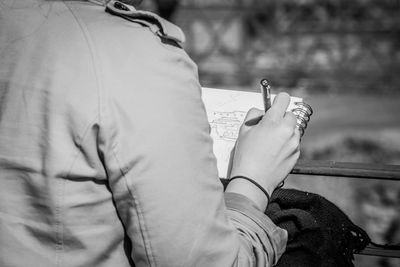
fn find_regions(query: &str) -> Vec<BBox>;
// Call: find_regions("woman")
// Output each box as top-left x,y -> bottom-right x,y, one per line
0,1 -> 300,266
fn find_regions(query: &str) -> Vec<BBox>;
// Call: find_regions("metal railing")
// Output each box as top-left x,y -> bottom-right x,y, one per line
292,160 -> 400,181
174,0 -> 400,93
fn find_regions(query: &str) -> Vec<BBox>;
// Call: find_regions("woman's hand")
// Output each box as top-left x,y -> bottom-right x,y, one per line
226,93 -> 300,210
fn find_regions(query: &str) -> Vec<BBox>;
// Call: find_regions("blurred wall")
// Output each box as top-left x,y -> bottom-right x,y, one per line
169,0 -> 400,94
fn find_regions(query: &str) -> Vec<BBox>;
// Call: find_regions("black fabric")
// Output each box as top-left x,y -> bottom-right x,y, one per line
265,188 -> 370,267
220,179 -> 371,266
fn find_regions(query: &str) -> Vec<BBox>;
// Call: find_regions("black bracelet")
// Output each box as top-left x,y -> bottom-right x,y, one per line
229,176 -> 270,203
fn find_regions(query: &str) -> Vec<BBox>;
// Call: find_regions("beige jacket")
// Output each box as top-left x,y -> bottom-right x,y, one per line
0,1 -> 287,266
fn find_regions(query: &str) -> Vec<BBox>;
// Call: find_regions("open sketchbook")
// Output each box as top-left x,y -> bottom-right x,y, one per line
201,87 -> 308,178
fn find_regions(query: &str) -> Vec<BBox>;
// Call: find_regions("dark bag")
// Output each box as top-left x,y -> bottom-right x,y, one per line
265,188 -> 370,267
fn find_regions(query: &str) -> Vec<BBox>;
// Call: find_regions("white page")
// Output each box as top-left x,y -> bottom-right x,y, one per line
202,87 -> 302,178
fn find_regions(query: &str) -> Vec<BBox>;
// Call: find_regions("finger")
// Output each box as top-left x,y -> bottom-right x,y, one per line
293,127 -> 301,141
282,111 -> 297,129
243,108 -> 264,127
271,111 -> 297,139
281,132 -> 301,157
286,150 -> 301,171
289,134 -> 301,154
262,92 -> 290,123
293,150 -> 301,161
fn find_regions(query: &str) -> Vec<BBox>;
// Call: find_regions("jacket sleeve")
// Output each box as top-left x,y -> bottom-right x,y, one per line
97,23 -> 287,267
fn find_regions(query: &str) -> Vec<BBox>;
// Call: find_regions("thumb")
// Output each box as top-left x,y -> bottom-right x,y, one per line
243,108 -> 264,128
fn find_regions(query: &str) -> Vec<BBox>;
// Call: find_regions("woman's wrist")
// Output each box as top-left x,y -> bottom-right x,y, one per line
225,178 -> 269,211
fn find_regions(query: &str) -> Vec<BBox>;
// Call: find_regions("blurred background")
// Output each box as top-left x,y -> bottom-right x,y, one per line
141,0 -> 400,265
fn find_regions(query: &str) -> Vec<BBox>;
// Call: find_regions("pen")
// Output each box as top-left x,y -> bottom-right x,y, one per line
260,78 -> 272,112
245,78 -> 272,126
